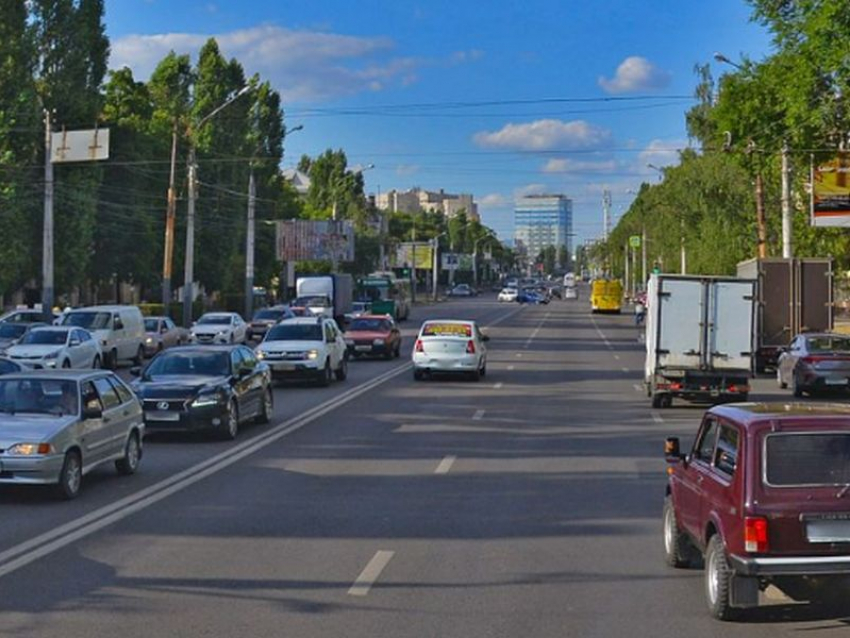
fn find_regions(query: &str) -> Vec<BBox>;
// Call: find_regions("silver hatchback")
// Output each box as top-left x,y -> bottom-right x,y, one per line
0,370 -> 145,499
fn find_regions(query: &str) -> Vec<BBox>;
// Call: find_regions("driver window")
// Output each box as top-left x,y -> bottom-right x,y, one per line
93,377 -> 121,410
81,381 -> 102,413
693,418 -> 719,463
230,349 -> 245,374
113,314 -> 124,330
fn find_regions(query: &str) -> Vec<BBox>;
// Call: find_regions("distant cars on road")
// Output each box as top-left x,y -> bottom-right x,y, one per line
131,345 -> 271,440
497,288 -> 518,302
776,333 -> 850,397
345,315 -> 401,359
664,403 -> 850,619
5,326 -> 102,370
143,316 -> 189,356
255,316 -> 348,386
190,312 -> 248,345
448,284 -> 477,297
59,305 -> 146,369
0,370 -> 143,499
246,306 -> 295,342
412,319 -> 488,381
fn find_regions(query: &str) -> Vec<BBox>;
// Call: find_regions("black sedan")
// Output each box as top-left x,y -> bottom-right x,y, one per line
130,345 -> 272,439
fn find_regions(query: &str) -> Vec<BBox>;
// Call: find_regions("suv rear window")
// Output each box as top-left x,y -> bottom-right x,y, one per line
765,433 -> 850,486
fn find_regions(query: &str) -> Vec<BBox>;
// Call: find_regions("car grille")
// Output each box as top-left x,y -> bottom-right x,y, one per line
263,351 -> 307,361
143,399 -> 189,412
354,340 -> 375,347
10,354 -> 42,360
195,335 -> 215,343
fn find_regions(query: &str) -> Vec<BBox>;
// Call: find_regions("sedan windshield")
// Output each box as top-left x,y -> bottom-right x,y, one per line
0,379 -> 78,416
254,309 -> 284,321
294,296 -> 328,308
266,324 -> 323,341
350,319 -> 391,332
198,315 -> 231,325
61,311 -> 111,330
20,330 -> 68,345
144,351 -> 230,378
0,324 -> 28,339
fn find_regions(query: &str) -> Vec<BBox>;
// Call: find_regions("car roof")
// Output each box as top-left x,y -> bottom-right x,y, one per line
709,402 -> 850,429
279,316 -> 324,325
350,314 -> 394,322
66,305 -> 135,312
29,325 -> 69,332
798,332 -> 850,339
0,369 -> 114,382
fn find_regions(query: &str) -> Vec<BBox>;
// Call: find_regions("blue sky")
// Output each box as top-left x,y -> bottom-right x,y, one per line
106,0 -> 773,245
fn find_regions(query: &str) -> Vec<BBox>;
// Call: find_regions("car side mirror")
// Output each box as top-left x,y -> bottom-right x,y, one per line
664,437 -> 684,463
82,400 -> 103,420
69,337 -> 81,347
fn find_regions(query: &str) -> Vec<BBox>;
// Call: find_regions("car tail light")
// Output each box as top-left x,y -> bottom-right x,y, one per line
800,356 -> 827,365
670,382 -> 682,391
727,384 -> 750,393
744,516 -> 769,553
466,340 -> 476,354
414,339 -> 424,353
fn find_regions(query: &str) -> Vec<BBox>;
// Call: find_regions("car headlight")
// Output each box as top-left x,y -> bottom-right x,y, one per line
373,338 -> 385,345
145,336 -> 153,344
7,442 -> 54,456
306,349 -> 319,360
44,350 -> 60,359
192,392 -> 224,408
256,350 -> 266,359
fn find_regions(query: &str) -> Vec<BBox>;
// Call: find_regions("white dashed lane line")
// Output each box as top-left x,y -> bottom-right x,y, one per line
434,455 -> 457,475
348,551 -> 395,597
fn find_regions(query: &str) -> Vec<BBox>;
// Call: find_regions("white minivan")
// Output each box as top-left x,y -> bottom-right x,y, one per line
60,305 -> 146,369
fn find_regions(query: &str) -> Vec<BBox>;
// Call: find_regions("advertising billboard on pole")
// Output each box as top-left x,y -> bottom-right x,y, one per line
812,155 -> 850,227
395,242 -> 433,269
275,220 -> 355,261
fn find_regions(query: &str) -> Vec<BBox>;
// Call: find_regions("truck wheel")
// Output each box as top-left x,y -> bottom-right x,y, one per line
705,535 -> 737,621
663,496 -> 693,568
651,393 -> 669,409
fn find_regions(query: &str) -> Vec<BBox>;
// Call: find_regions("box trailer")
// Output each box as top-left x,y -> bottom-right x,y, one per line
736,258 -> 833,372
645,274 -> 756,408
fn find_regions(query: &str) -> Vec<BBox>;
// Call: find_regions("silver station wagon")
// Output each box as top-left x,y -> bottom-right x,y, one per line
0,370 -> 144,499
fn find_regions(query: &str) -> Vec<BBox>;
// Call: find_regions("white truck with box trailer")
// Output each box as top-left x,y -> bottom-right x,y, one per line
644,273 -> 756,408
294,274 -> 354,326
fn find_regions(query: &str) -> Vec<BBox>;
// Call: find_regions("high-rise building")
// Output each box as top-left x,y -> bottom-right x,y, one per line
514,194 -> 573,265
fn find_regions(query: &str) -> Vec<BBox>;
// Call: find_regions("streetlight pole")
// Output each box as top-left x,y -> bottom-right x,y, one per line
162,120 -> 178,314
182,85 -> 251,328
42,109 -> 54,320
781,140 -> 793,258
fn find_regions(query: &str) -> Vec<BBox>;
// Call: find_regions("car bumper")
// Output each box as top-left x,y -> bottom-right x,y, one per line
264,360 -> 322,379
730,553 -> 850,576
143,403 -> 230,433
10,359 -> 59,370
0,453 -> 65,485
190,335 -> 231,345
347,343 -> 391,357
413,354 -> 479,374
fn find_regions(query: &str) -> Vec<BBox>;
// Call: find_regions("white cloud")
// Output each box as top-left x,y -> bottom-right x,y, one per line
598,56 -> 671,94
514,183 -> 548,198
111,25 -> 478,103
637,139 -> 685,172
542,158 -> 618,174
473,119 -> 613,152
480,193 -> 509,207
395,164 -> 420,176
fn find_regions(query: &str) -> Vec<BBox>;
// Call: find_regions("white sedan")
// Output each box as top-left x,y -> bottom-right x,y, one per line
5,326 -> 102,369
190,313 -> 248,345
497,288 -> 518,302
412,319 -> 488,381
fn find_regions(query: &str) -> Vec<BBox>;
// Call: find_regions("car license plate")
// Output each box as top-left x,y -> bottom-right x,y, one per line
147,411 -> 180,422
355,345 -> 372,352
826,378 -> 848,386
807,519 -> 850,543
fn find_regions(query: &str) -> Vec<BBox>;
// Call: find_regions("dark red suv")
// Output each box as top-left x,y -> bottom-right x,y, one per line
664,403 -> 850,620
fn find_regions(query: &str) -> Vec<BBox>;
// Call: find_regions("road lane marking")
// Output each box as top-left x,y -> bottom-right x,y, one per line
348,551 -> 395,596
472,409 -> 485,421
621,367 -> 630,373
652,412 -> 664,424
515,353 -> 522,358
0,305 -> 523,581
523,313 -> 550,349
590,316 -> 613,349
493,382 -> 503,389
507,365 -> 515,371
434,455 -> 457,474
614,354 -> 620,360
633,384 -> 644,393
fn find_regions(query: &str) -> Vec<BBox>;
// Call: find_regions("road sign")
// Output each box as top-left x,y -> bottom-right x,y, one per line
51,128 -> 110,163
629,235 -> 641,248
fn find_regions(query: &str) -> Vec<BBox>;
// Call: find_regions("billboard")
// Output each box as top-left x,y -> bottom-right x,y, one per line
812,155 -> 850,227
441,253 -> 473,271
395,242 -> 433,270
275,220 -> 355,262
51,128 -> 110,163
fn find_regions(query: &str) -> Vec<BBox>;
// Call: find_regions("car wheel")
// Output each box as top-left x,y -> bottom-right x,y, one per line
413,369 -> 424,381
792,371 -> 804,398
470,367 -> 481,382
335,357 -> 348,381
92,355 -> 101,369
256,388 -> 273,424
777,367 -> 787,389
705,534 -> 737,621
55,450 -> 82,500
318,361 -> 332,387
663,496 -> 693,568
480,361 -> 487,378
651,392 -> 665,408
115,431 -> 141,475
221,400 -> 239,440
132,345 -> 144,367
394,342 -> 401,358
61,358 -> 71,369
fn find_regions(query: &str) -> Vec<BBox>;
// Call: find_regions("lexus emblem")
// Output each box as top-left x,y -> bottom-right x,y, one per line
156,401 -> 170,411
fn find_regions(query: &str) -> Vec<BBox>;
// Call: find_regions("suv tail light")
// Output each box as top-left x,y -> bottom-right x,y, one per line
744,516 -> 769,553
414,339 -> 424,353
800,356 -> 827,365
466,340 -> 476,354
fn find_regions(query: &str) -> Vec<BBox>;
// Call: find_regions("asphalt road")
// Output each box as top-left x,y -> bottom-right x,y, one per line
1,293 -> 848,636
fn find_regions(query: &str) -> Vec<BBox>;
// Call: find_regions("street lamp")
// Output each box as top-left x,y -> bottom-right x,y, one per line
182,85 -> 252,328
245,123 -> 305,319
713,52 -> 743,70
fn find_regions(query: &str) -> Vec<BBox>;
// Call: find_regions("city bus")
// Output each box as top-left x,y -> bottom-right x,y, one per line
358,273 -> 411,320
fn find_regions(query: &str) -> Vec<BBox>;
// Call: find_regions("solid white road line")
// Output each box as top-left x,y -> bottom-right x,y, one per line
348,551 -> 395,597
472,409 -> 485,421
434,455 -> 457,474
633,384 -> 644,393
523,312 -> 550,349
652,412 -> 664,424
507,365 -> 515,371
614,354 -> 620,360
0,304 -> 523,582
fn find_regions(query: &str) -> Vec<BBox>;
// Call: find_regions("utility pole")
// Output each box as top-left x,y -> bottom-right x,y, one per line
781,141 -> 793,258
410,220 -> 417,304
624,242 -> 630,298
162,121 -> 178,312
602,189 -> 612,241
755,173 -> 767,258
680,215 -> 687,274
641,227 -> 647,288
431,236 -> 439,301
182,147 -> 197,328
42,110 -> 54,320
245,168 -> 256,320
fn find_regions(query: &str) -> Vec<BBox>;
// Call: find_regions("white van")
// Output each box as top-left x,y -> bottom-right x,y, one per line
60,305 -> 146,369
